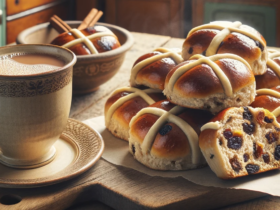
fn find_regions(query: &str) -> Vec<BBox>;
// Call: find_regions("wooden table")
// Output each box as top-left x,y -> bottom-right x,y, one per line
1,32 -> 280,210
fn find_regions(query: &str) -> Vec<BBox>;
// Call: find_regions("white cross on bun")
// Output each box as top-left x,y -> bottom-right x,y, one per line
130,48 -> 183,90
163,54 -> 256,114
51,25 -> 121,55
255,51 -> 280,89
251,86 -> 280,123
182,21 -> 268,75
104,87 -> 165,141
129,100 -> 213,170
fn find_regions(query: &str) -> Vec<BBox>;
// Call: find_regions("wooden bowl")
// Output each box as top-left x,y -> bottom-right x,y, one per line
16,21 -> 134,95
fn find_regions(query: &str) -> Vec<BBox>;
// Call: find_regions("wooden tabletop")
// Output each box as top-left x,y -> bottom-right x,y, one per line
1,32 -> 280,210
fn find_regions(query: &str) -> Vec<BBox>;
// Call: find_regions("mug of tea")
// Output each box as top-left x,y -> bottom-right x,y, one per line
0,44 -> 76,168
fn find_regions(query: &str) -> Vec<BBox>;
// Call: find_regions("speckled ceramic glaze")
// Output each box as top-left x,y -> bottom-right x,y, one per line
16,21 -> 134,95
0,44 -> 76,168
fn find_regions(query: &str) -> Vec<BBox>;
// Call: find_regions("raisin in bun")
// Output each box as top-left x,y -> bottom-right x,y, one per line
182,21 -> 268,75
105,87 -> 165,141
130,48 -> 183,90
255,50 -> 280,89
250,86 -> 280,122
199,107 -> 280,179
164,54 -> 256,114
129,100 -> 213,170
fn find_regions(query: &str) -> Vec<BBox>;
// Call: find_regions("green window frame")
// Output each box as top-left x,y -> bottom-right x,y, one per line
0,0 -> 6,46
204,2 -> 276,46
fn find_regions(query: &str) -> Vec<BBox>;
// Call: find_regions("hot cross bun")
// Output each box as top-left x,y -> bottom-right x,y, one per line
130,48 -> 183,90
51,25 -> 121,55
182,21 -> 268,75
163,54 -> 256,114
105,87 -> 165,141
251,86 -> 280,122
199,106 -> 280,179
129,100 -> 213,170
255,50 -> 280,89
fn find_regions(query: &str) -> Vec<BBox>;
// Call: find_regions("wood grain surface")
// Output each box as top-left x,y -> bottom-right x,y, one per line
0,32 -> 279,210
104,0 -> 185,38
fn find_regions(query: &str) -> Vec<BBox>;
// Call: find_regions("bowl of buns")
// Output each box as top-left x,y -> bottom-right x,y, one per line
104,20 -> 280,179
17,16 -> 134,95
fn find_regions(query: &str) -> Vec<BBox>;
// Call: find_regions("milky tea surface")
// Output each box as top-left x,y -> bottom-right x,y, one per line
0,53 -> 65,75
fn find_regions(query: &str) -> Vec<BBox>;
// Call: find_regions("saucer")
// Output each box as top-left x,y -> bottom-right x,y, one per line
0,118 -> 104,188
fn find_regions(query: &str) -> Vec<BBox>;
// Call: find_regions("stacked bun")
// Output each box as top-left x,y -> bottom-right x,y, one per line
105,87 -> 165,141
181,21 -> 268,75
163,54 -> 255,114
251,86 -> 280,122
104,21 -> 280,178
129,100 -> 213,170
105,47 -> 213,170
130,48 -> 183,90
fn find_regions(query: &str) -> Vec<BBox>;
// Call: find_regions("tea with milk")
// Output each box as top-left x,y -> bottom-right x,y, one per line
0,53 -> 65,75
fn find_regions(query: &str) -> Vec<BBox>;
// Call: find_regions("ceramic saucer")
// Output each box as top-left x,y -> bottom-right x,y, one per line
0,118 -> 104,188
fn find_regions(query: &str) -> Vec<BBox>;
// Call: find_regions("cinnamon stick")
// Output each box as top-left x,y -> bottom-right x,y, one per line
78,8 -> 98,30
89,11 -> 103,27
50,15 -> 72,34
50,8 -> 103,34
77,9 -> 103,30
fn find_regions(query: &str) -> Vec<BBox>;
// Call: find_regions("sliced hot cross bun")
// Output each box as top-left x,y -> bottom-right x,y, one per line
251,86 -> 280,122
105,87 -> 165,141
255,50 -> 280,89
130,48 -> 183,90
164,54 -> 256,114
199,107 -> 280,179
182,21 -> 268,75
129,100 -> 213,170
51,25 -> 121,55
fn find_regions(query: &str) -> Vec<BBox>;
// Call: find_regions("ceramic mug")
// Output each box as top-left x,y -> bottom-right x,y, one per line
0,44 -> 76,168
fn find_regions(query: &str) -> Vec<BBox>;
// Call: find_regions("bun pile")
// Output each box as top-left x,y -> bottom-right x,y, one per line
104,20 -> 280,179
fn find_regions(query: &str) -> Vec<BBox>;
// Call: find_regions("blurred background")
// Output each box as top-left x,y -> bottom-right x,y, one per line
0,0 -> 278,46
